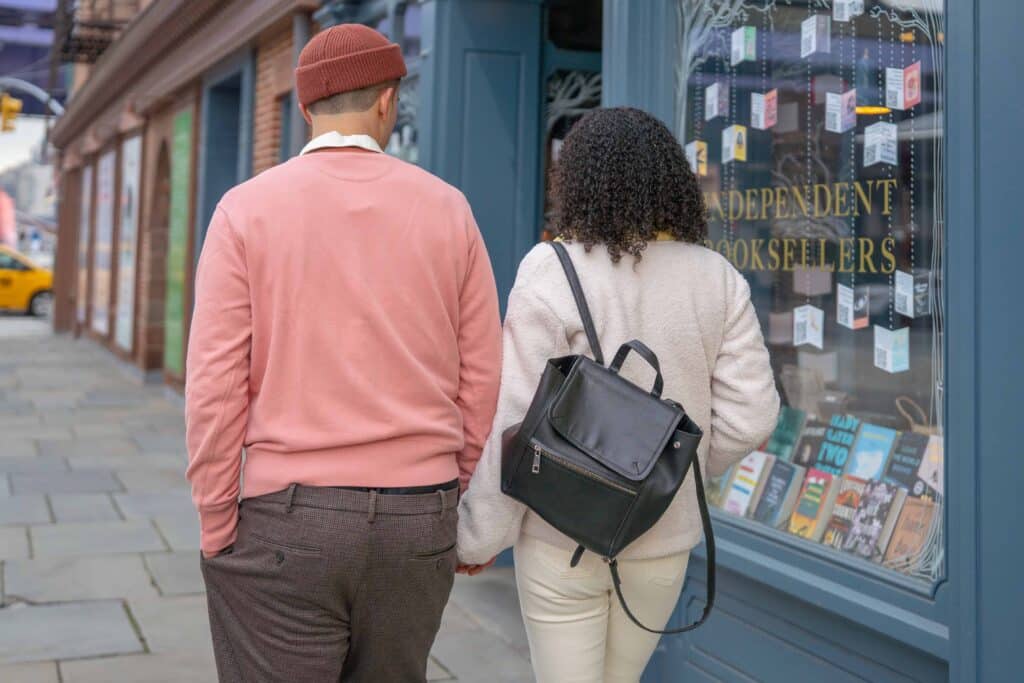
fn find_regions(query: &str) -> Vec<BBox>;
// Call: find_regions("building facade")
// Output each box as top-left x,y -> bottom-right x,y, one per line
50,1 -> 1022,680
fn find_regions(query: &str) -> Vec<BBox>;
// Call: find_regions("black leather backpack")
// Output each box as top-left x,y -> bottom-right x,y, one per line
500,241 -> 715,634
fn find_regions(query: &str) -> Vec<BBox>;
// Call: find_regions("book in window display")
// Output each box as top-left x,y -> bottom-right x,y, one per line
842,480 -> 908,562
680,0 -> 945,586
822,475 -> 868,550
788,468 -> 840,542
722,451 -> 774,518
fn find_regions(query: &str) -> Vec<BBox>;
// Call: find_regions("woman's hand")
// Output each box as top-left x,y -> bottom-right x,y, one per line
456,557 -> 497,576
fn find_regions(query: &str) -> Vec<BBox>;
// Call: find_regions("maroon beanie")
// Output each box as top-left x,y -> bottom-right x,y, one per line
295,24 -> 407,107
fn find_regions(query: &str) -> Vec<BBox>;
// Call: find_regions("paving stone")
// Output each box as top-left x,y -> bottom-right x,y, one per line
0,401 -> 35,417
132,433 -> 185,453
4,555 -> 159,603
71,422 -> 127,438
128,595 -> 212,654
37,437 -> 140,459
49,494 -> 120,522
153,513 -> 201,551
0,426 -> 72,441
80,389 -> 151,408
0,527 -> 29,560
31,520 -> 166,557
116,470 -> 190,493
22,391 -> 82,410
0,496 -> 51,526
66,453 -> 183,472
143,552 -> 204,596
450,569 -> 530,657
0,456 -> 68,474
0,661 -> 60,683
11,471 -> 121,495
430,629 -> 534,682
114,491 -> 193,518
0,601 -> 143,664
0,439 -> 38,458
59,651 -> 217,683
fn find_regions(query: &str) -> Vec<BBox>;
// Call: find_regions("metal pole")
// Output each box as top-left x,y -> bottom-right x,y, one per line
0,77 -> 65,116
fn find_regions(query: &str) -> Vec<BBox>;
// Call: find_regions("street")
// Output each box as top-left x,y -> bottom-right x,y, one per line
0,318 -> 533,682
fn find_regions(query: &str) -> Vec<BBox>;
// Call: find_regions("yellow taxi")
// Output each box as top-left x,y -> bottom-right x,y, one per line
0,245 -> 53,317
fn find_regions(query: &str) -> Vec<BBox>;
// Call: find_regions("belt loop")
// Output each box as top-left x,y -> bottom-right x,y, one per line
368,490 -> 378,524
285,483 -> 298,513
437,489 -> 447,518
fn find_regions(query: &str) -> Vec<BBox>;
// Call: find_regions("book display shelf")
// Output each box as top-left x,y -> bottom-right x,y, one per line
681,0 -> 945,594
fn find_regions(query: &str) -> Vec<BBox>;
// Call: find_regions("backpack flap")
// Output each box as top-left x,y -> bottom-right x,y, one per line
548,357 -> 683,481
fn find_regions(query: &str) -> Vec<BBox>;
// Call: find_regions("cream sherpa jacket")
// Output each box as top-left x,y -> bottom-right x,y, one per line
457,240 -> 780,563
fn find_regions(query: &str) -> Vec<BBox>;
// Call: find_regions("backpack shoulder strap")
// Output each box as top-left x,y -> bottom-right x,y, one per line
608,459 -> 716,634
549,241 -> 605,366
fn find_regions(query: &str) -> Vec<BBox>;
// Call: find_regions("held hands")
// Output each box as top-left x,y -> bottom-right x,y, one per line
455,557 -> 496,576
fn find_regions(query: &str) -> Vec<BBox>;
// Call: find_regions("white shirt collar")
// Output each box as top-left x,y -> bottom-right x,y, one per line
300,131 -> 384,156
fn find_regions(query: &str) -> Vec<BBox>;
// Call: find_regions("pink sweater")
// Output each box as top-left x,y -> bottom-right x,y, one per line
185,149 -> 502,554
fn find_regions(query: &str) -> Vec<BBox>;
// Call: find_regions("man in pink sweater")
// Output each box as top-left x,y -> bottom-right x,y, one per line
185,24 -> 501,682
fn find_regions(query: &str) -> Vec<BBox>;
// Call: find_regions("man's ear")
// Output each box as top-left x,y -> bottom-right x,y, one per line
299,102 -> 313,126
378,85 -> 397,119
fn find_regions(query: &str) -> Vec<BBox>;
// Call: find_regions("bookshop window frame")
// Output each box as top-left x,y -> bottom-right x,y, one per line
675,0 -> 948,650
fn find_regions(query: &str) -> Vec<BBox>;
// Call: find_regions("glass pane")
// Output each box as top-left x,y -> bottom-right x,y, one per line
678,1 -> 945,587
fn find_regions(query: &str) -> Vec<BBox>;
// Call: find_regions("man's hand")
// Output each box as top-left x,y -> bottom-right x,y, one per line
456,557 -> 496,576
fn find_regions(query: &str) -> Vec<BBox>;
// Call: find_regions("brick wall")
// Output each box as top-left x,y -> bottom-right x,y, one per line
253,25 -> 294,176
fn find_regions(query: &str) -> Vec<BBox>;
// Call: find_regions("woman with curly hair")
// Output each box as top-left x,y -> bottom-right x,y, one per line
457,107 -> 778,682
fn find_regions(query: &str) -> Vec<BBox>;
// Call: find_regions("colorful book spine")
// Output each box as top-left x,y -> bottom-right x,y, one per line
722,451 -> 771,517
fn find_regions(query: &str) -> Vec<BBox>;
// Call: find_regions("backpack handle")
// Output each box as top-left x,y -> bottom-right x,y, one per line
610,340 -> 664,398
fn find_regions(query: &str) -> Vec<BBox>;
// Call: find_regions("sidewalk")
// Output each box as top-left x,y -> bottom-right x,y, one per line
0,318 -> 533,682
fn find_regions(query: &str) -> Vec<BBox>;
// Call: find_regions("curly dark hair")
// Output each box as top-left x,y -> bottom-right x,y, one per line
551,107 -> 707,263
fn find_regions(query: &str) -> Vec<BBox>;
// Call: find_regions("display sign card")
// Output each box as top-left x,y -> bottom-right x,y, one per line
886,61 -> 922,110
684,140 -> 708,176
837,283 -> 871,330
751,89 -> 779,130
874,325 -> 910,373
705,81 -> 729,121
895,269 -> 932,318
731,26 -> 757,66
793,265 -> 832,296
826,89 -> 858,133
722,124 -> 748,163
794,305 -> 825,349
833,0 -> 865,22
801,15 -> 831,58
864,121 -> 899,167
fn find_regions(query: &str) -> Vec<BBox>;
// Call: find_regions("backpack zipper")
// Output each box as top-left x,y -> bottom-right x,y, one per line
530,442 -> 637,497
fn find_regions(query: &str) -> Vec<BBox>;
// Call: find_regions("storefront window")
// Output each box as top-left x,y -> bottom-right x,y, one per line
385,1 -> 421,164
77,165 -> 93,326
92,149 -> 116,336
679,0 -> 945,587
115,135 -> 142,352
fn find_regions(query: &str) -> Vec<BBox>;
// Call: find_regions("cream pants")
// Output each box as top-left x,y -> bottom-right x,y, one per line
513,535 -> 690,683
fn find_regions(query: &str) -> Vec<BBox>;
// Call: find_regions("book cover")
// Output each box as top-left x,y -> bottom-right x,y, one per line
842,480 -> 908,561
764,405 -> 806,462
753,460 -> 806,528
883,497 -> 937,563
837,283 -> 871,330
792,418 -> 828,469
731,26 -> 757,66
847,423 -> 898,480
864,121 -> 899,167
722,124 -> 748,163
895,269 -> 933,318
793,304 -> 824,349
800,14 -> 831,58
834,0 -> 864,22
822,475 -> 868,549
705,82 -> 728,121
825,90 -> 857,133
722,451 -> 772,517
884,431 -> 935,497
874,325 -> 910,373
788,468 -> 838,541
684,140 -> 708,177
747,452 -> 777,516
751,89 -> 778,130
814,413 -> 861,477
916,435 -> 944,498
